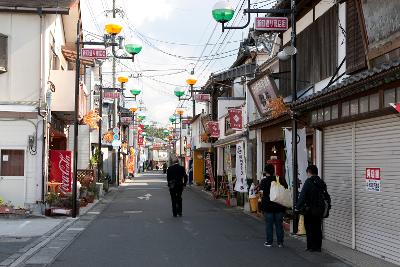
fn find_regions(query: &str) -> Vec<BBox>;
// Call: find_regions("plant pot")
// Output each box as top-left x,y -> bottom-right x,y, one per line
86,195 -> 95,203
80,199 -> 88,207
44,208 -> 52,216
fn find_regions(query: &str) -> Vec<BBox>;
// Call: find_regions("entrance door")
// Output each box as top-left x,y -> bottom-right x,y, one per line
0,149 -> 26,207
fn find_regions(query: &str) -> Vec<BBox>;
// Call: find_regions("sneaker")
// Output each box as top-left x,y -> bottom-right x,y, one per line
278,243 -> 284,248
264,242 -> 272,247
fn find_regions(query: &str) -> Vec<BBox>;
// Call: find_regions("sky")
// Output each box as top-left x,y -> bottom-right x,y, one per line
81,0 -> 274,126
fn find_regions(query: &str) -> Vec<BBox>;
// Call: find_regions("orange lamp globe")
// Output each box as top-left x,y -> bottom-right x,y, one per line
130,106 -> 138,113
186,74 -> 197,86
176,108 -> 185,116
118,76 -> 129,84
105,18 -> 123,35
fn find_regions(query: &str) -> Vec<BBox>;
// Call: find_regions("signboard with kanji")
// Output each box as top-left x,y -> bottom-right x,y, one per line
81,48 -> 107,59
195,94 -> 211,102
207,121 -> 220,138
366,167 -> 381,192
104,92 -> 120,99
228,108 -> 243,130
255,17 -> 288,31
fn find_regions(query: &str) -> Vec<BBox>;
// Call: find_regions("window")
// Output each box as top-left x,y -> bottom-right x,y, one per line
360,96 -> 369,113
331,104 -> 339,119
1,150 -> 24,176
324,107 -> 331,121
317,109 -> 324,122
350,99 -> 359,116
384,88 -> 396,107
370,93 -> 379,111
342,101 -> 350,117
311,111 -> 318,123
0,33 -> 7,73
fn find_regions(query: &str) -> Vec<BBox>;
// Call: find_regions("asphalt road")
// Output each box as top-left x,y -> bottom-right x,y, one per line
51,172 -> 347,267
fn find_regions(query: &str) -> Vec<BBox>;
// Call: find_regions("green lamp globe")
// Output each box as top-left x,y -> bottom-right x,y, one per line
137,112 -> 146,120
125,41 -> 142,55
212,1 -> 235,23
130,88 -> 141,96
163,129 -> 169,135
174,87 -> 186,98
141,132 -> 147,137
169,116 -> 176,123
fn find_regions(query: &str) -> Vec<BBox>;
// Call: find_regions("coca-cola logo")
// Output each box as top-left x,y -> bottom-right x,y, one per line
58,153 -> 71,193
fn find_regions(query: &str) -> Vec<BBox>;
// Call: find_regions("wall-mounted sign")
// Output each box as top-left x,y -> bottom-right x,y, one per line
228,108 -> 243,130
255,17 -> 288,31
195,94 -> 211,102
121,117 -> 133,123
104,92 -> 120,99
234,142 -> 247,192
248,70 -> 278,116
81,48 -> 107,59
366,168 -> 381,192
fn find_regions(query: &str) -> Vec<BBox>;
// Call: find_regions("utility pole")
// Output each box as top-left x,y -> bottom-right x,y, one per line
97,62 -> 103,182
112,0 -> 119,186
291,0 -> 298,234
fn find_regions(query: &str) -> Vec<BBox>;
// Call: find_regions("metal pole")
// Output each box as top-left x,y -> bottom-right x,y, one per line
191,84 -> 195,118
179,114 -> 182,157
72,21 -> 80,218
97,62 -> 103,182
117,108 -> 121,186
112,0 -> 118,185
291,0 -> 298,234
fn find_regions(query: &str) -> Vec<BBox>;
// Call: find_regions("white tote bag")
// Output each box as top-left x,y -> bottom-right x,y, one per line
269,176 -> 293,208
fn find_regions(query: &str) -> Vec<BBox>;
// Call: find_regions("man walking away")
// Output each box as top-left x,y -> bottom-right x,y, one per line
259,164 -> 288,248
167,157 -> 188,217
296,165 -> 331,252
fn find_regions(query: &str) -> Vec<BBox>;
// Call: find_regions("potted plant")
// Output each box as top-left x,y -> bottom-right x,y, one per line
45,192 -> 60,216
86,182 -> 97,203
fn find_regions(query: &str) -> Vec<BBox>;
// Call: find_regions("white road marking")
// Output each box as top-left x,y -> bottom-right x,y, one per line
67,228 -> 85,231
123,211 -> 143,214
87,211 -> 100,215
127,188 -> 163,190
17,221 -> 31,229
131,182 -> 149,185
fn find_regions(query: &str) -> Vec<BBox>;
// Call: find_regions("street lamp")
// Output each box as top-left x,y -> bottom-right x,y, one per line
211,0 -> 299,233
186,70 -> 198,118
176,108 -> 185,157
174,87 -> 186,99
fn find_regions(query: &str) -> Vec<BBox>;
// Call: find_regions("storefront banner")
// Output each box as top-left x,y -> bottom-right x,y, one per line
137,128 -> 144,146
49,150 -> 72,194
284,128 -> 307,191
228,108 -> 243,130
225,145 -> 233,185
205,152 -> 215,190
207,121 -> 220,138
234,142 -> 247,192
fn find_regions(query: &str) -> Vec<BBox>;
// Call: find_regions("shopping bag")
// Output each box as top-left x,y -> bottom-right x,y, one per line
269,176 -> 293,208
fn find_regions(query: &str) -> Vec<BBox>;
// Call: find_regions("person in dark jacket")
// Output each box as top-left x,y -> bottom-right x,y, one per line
296,165 -> 327,252
259,164 -> 288,247
167,158 -> 188,217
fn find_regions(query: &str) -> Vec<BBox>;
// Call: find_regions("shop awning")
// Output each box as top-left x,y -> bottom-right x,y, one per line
213,132 -> 247,147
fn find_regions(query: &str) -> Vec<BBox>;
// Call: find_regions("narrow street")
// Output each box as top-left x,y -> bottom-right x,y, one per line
50,172 -> 346,267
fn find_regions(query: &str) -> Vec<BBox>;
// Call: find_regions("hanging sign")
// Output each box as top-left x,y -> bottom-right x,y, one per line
255,17 -> 288,31
121,117 -> 133,124
366,168 -> 381,192
205,152 -> 215,190
234,142 -> 247,192
137,128 -> 144,146
228,108 -> 243,130
104,92 -> 120,99
195,94 -> 211,102
49,150 -> 72,194
207,121 -> 220,138
284,128 -> 307,190
81,48 -> 107,59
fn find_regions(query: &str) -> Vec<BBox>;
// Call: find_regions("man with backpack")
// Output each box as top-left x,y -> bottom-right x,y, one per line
296,165 -> 331,252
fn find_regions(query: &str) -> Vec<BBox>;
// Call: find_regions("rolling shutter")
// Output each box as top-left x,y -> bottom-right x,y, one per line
354,115 -> 400,265
323,123 -> 353,247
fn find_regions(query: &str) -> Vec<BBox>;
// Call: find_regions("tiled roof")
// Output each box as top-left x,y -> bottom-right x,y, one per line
292,59 -> 400,110
0,0 -> 76,9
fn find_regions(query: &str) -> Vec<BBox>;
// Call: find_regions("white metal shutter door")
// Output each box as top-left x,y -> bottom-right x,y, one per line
355,115 -> 400,265
323,123 -> 353,247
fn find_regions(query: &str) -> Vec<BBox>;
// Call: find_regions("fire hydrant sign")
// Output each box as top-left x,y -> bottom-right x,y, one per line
81,48 -> 107,59
255,17 -> 288,31
366,168 -> 381,192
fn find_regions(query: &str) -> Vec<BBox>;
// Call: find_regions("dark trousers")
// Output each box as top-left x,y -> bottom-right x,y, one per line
169,188 -> 183,216
264,212 -> 285,244
304,215 -> 323,250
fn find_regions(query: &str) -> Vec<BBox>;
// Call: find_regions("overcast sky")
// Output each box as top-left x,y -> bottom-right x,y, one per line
81,0 -> 269,125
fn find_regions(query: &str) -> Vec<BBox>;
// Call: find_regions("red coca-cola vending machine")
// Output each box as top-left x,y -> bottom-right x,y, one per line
267,159 -> 284,178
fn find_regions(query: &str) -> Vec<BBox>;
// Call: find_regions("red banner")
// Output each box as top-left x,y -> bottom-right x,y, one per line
137,128 -> 144,146
255,17 -> 288,31
207,121 -> 220,138
228,108 -> 243,130
49,150 -> 72,194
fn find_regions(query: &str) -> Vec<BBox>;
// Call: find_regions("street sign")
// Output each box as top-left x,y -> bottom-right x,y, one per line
121,117 -> 133,123
81,48 -> 107,59
104,92 -> 120,99
113,127 -> 119,134
111,140 -> 121,148
195,94 -> 211,102
113,134 -> 119,140
255,17 -> 288,31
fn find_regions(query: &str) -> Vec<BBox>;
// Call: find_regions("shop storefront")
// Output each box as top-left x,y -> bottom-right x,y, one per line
293,61 -> 400,265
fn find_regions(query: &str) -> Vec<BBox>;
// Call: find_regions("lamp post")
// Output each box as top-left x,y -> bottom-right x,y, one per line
211,0 -> 298,233
169,115 -> 177,156
186,70 -> 198,118
176,108 -> 185,158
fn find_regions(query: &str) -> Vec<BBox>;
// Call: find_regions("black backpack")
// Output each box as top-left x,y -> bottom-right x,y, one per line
310,178 -> 331,218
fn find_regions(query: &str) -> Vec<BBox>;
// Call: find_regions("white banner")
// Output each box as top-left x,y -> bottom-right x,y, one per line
284,128 -> 308,191
234,142 -> 247,192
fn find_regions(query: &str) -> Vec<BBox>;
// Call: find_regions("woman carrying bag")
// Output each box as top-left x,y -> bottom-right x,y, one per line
259,164 -> 288,248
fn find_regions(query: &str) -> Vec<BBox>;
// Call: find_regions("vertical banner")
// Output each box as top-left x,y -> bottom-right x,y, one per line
207,121 -> 220,138
49,150 -> 72,194
205,152 -> 215,190
137,128 -> 144,146
284,128 -> 308,191
234,142 -> 247,192
225,145 -> 233,185
228,108 -> 243,130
